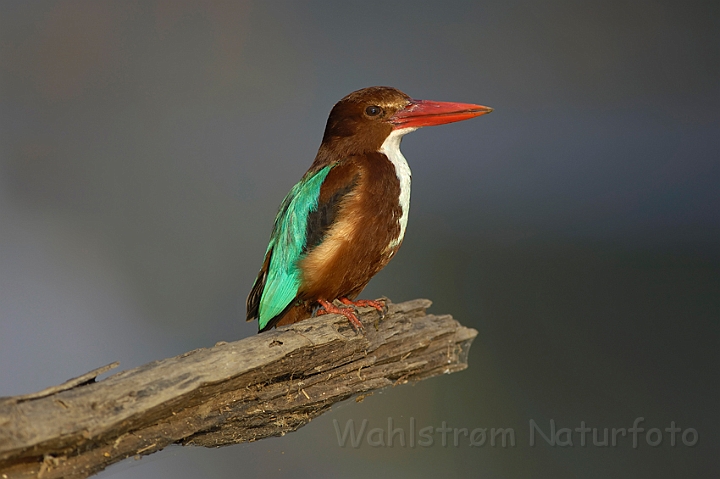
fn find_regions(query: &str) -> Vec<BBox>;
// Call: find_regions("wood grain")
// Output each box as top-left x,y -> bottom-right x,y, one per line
0,299 -> 477,478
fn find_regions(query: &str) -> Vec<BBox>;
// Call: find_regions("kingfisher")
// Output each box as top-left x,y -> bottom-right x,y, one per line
247,86 -> 492,332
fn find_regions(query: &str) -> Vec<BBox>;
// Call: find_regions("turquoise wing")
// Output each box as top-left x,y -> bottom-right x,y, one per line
248,165 -> 334,331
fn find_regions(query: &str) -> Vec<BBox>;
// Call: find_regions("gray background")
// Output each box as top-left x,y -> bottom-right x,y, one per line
1,1 -> 718,478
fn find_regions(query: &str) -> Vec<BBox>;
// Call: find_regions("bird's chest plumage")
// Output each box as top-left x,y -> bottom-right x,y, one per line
299,148 -> 410,299
380,128 -> 413,249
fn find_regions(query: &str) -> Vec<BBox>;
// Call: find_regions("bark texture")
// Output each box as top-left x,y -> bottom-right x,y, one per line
0,299 -> 477,478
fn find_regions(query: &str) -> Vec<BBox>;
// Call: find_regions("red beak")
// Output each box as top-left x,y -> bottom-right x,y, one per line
390,100 -> 493,129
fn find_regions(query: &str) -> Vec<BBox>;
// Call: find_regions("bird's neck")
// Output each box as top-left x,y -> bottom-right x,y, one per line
379,127 -> 416,249
310,127 -> 417,249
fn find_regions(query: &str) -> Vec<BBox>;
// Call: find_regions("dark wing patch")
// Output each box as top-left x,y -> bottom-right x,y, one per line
302,173 -> 359,254
246,247 -> 272,321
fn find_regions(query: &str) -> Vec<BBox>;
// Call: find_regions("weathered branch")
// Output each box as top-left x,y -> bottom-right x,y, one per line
0,299 -> 477,479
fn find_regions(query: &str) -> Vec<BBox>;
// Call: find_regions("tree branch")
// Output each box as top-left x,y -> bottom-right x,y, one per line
0,299 -> 477,479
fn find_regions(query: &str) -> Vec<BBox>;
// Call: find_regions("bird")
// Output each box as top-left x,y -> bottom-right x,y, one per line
247,86 -> 492,332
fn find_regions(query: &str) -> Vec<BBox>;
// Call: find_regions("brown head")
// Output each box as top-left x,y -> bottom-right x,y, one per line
313,86 -> 492,167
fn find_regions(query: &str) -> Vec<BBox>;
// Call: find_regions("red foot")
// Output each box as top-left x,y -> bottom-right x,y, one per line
316,299 -> 364,331
339,297 -> 387,318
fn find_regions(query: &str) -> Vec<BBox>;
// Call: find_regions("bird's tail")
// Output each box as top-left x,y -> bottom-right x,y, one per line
259,302 -> 314,332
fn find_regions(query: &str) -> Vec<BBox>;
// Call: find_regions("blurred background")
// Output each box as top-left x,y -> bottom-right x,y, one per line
1,1 -> 718,477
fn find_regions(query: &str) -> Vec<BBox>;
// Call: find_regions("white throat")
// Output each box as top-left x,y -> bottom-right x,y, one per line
379,127 -> 417,249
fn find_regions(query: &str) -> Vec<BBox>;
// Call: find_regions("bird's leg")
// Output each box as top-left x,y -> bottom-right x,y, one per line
316,299 -> 364,331
339,297 -> 387,319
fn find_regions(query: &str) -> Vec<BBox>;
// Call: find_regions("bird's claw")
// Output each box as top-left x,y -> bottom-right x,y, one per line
374,299 -> 388,320
316,297 -> 389,333
340,297 -> 387,320
317,299 -> 364,333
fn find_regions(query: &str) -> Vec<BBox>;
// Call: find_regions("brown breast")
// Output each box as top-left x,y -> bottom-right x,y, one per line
298,152 -> 402,301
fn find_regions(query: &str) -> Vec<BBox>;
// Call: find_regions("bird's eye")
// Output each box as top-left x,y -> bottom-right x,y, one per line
365,105 -> 382,117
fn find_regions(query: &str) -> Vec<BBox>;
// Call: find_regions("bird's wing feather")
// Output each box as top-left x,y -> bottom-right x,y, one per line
247,162 -> 360,331
246,247 -> 271,322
